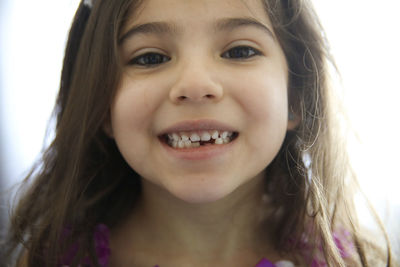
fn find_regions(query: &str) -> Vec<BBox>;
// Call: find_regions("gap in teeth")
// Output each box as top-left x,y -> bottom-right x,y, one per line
166,130 -> 235,148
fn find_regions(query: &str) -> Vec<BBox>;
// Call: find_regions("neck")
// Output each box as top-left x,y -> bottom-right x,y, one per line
111,172 -> 278,266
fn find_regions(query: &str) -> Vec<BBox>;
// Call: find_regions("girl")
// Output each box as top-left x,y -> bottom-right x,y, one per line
2,0 -> 395,266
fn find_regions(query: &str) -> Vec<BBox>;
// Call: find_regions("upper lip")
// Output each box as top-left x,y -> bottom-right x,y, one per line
158,119 -> 238,136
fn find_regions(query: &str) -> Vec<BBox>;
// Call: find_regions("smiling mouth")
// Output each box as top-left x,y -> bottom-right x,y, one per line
159,130 -> 239,149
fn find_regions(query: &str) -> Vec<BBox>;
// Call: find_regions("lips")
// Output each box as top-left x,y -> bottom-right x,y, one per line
157,119 -> 239,152
158,119 -> 238,136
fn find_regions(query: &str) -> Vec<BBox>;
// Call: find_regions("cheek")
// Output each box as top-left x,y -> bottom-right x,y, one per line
111,78 -> 162,131
245,85 -> 287,123
229,67 -> 289,161
230,68 -> 288,126
110,78 -> 164,168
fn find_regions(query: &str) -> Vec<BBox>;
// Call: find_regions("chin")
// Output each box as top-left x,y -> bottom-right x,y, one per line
166,178 -> 236,204
174,191 -> 229,204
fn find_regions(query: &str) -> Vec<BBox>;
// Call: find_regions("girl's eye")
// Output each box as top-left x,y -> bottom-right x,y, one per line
129,52 -> 171,67
221,46 -> 261,59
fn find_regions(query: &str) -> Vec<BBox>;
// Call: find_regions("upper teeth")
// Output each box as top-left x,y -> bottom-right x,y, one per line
166,130 -> 234,148
168,130 -> 232,141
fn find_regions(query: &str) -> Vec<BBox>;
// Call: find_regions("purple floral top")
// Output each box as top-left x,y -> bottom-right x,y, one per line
60,224 -> 354,267
60,224 -> 110,267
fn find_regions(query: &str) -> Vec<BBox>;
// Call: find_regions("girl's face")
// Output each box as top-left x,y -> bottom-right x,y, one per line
110,0 -> 290,203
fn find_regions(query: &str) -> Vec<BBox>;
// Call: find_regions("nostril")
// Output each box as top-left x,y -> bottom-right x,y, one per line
177,95 -> 214,101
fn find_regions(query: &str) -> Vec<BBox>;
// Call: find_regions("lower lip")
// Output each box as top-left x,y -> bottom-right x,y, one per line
159,136 -> 238,161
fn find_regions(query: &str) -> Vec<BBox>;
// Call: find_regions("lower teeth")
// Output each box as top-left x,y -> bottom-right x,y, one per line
169,137 -> 232,148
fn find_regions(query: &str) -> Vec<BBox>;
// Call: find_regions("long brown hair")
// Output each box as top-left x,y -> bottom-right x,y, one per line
261,0 -> 393,266
2,0 -> 394,266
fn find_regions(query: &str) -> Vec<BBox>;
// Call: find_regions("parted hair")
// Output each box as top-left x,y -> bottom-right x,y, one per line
1,0 -> 394,266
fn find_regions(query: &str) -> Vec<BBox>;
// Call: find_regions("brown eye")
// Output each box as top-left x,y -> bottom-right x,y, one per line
222,46 -> 261,59
129,52 -> 171,67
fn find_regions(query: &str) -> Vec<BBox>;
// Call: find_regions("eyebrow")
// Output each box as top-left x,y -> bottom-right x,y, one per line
119,17 -> 275,45
214,17 -> 275,39
119,21 -> 179,44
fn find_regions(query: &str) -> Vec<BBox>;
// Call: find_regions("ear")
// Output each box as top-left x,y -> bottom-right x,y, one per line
102,115 -> 114,138
287,87 -> 301,130
287,107 -> 301,130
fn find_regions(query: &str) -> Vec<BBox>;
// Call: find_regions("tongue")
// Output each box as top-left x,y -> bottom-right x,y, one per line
200,140 -> 215,146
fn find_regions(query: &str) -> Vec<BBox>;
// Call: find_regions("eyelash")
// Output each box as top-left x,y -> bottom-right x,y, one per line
128,46 -> 262,67
221,46 -> 262,59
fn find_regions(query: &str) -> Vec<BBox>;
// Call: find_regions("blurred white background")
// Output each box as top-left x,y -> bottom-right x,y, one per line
1,0 -> 399,252
0,0 -> 80,189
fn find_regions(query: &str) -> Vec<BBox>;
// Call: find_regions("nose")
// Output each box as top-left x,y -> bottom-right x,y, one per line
169,59 -> 223,104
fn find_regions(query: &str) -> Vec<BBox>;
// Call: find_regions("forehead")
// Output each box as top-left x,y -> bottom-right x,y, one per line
122,0 -> 271,33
